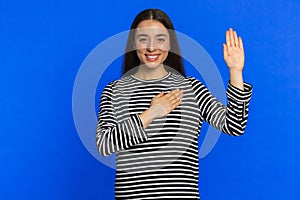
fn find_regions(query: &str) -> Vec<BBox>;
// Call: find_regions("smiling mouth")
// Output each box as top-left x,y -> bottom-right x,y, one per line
145,54 -> 160,62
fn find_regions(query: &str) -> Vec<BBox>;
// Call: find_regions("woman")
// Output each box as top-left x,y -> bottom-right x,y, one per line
96,8 -> 252,199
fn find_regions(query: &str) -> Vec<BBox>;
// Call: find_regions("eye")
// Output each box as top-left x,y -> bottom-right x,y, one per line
138,38 -> 148,43
157,38 -> 165,43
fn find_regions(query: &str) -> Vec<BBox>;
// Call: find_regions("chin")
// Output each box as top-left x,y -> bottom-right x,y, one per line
144,62 -> 162,68
142,59 -> 165,68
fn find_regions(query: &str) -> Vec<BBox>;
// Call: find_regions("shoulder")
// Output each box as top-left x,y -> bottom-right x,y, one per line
101,79 -> 120,98
101,75 -> 134,94
103,79 -> 119,90
185,76 -> 205,87
103,75 -> 134,88
167,71 -> 206,88
168,72 -> 199,84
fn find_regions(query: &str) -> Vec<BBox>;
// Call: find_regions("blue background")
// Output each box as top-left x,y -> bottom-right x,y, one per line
1,0 -> 299,199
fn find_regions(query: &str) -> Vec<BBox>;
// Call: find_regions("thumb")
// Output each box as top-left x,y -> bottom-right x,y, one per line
155,91 -> 164,98
223,44 -> 228,59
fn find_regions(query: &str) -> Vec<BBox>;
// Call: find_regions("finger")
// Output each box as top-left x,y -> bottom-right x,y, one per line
179,89 -> 184,98
175,89 -> 184,98
223,44 -> 228,59
170,95 -> 181,104
171,99 -> 181,106
233,31 -> 239,47
154,91 -> 164,98
169,89 -> 183,101
229,28 -> 235,47
167,93 -> 181,103
239,37 -> 244,50
171,99 -> 182,110
226,30 -> 230,47
165,89 -> 179,98
172,91 -> 184,103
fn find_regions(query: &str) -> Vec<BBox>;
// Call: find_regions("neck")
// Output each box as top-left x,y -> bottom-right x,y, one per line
134,64 -> 168,80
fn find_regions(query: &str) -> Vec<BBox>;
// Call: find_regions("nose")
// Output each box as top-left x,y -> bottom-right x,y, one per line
146,39 -> 156,52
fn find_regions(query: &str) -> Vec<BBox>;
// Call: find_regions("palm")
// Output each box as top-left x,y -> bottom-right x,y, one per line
223,28 -> 245,71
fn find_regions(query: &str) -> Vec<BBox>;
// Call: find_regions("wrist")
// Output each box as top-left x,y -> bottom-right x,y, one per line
229,69 -> 243,75
139,109 -> 153,128
145,109 -> 153,121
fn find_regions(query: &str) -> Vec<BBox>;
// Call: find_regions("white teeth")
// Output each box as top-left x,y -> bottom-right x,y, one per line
146,55 -> 158,59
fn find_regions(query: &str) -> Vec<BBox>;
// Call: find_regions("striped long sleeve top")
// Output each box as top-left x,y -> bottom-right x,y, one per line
96,71 -> 252,199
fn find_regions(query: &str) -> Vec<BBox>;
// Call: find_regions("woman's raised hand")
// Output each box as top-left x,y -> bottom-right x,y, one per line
223,28 -> 245,72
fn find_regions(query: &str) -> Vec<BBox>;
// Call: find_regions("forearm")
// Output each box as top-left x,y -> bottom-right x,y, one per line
221,82 -> 252,136
229,70 -> 244,91
96,114 -> 148,156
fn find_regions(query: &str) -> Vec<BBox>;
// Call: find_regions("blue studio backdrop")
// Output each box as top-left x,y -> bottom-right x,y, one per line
1,1 -> 299,199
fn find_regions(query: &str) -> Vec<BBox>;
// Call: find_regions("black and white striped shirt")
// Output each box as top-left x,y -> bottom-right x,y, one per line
96,71 -> 252,199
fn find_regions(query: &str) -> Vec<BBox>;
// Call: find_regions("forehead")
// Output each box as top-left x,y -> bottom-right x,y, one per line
136,20 -> 169,36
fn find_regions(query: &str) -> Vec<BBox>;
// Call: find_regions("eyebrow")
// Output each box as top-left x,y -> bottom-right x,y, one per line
136,33 -> 168,37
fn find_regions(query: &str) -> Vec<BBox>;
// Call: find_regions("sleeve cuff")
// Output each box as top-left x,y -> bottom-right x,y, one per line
226,81 -> 253,102
131,113 -> 144,128
130,113 -> 148,140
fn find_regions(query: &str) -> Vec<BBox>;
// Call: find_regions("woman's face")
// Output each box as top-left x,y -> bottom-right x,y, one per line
135,20 -> 170,68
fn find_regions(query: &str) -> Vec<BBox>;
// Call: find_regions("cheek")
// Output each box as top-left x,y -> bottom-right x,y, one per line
161,50 -> 169,60
160,42 -> 170,52
135,49 -> 145,61
160,42 -> 170,56
136,49 -> 145,56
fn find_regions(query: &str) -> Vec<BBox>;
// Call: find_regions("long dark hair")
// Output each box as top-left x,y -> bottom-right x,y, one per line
122,9 -> 185,76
